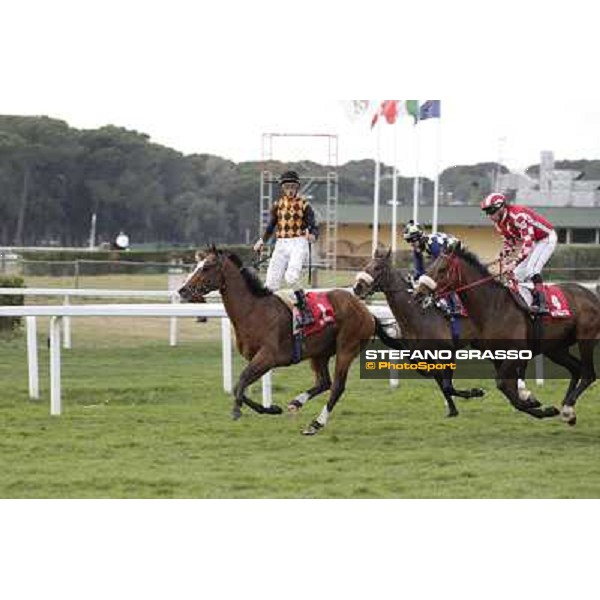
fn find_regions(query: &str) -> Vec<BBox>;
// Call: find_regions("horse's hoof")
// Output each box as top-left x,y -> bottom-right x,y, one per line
264,404 -> 283,415
302,421 -> 323,436
561,406 -> 576,425
527,396 -> 542,409
287,400 -> 302,415
232,409 -> 242,421
470,388 -> 485,398
446,411 -> 459,418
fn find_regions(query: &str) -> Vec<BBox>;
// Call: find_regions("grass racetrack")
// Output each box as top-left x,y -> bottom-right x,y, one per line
1,311 -> 600,499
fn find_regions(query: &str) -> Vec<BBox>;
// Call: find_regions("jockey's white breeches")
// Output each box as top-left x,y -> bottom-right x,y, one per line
513,230 -> 557,283
265,237 -> 309,291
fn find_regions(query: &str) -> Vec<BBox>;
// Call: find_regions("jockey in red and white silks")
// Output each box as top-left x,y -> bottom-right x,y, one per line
481,193 -> 557,314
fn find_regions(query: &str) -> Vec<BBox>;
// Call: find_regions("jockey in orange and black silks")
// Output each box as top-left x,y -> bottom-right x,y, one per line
253,170 -> 319,325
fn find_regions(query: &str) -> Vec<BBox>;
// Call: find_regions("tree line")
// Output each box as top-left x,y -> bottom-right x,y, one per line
1,115 -> 595,247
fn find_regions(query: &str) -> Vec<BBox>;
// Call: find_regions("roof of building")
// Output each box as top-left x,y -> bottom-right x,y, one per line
313,204 -> 600,228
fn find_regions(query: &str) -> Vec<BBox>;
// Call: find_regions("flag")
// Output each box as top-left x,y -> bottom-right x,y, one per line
419,100 -> 441,120
405,100 -> 420,124
371,100 -> 399,128
341,100 -> 371,123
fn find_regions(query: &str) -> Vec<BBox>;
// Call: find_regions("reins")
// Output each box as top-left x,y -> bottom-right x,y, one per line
433,255 -> 508,300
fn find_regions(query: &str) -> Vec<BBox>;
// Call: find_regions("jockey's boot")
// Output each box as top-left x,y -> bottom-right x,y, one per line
531,276 -> 549,316
294,289 -> 314,327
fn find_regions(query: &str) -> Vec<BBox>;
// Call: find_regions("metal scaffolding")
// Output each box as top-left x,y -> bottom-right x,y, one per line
259,133 -> 339,273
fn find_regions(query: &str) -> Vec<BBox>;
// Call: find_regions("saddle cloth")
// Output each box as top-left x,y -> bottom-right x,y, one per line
507,280 -> 572,318
274,290 -> 336,336
303,291 -> 336,336
541,285 -> 572,318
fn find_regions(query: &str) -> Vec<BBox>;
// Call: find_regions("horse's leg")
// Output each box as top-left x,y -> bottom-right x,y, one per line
302,347 -> 356,436
445,367 -> 485,401
434,373 -> 459,418
543,348 -> 582,425
560,340 -> 598,426
232,351 -> 282,420
288,354 -> 332,414
495,359 -> 559,419
515,363 -> 540,405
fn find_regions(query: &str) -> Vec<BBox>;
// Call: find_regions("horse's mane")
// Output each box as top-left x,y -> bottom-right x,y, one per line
225,252 -> 273,297
453,245 -> 491,278
373,250 -> 412,288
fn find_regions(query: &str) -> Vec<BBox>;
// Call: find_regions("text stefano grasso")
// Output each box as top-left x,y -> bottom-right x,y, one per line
363,349 -> 533,361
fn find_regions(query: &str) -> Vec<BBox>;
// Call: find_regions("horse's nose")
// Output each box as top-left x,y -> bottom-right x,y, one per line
178,287 -> 191,301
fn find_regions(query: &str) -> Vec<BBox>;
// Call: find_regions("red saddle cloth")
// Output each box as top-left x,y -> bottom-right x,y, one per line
302,291 -> 336,336
542,285 -> 572,318
507,279 -> 572,318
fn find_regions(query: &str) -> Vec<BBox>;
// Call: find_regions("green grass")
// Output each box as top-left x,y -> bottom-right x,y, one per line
1,328 -> 599,498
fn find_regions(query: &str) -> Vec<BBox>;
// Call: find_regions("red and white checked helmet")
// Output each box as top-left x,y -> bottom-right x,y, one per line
480,193 -> 506,213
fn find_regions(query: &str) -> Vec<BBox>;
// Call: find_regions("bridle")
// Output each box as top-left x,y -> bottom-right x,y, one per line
181,257 -> 223,299
430,253 -> 506,301
355,260 -> 413,298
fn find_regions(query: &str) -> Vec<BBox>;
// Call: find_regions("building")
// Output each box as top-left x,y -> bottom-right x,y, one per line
497,151 -> 600,207
314,204 -> 600,262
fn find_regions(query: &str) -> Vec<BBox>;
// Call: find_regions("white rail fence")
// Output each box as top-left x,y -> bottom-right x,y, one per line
0,302 -> 393,417
1,281 -> 597,416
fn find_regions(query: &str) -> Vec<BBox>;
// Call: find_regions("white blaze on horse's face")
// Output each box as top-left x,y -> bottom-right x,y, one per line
182,259 -> 206,289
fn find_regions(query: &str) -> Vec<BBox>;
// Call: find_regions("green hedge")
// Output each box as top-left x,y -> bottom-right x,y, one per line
546,245 -> 600,281
0,276 -> 24,333
19,245 -> 253,265
18,245 -> 256,277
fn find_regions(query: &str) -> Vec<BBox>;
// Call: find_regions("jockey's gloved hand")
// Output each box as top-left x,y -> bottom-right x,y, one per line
253,238 -> 264,252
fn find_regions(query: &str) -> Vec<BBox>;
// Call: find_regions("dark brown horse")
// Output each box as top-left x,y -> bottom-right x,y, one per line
353,248 -> 486,417
415,246 -> 600,424
178,246 -> 395,435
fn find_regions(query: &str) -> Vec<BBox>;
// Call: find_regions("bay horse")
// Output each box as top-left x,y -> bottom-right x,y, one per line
414,246 -> 600,424
178,246 -> 397,435
353,248 -> 486,417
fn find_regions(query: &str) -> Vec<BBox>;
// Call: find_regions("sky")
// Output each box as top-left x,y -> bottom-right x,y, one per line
2,2 -> 600,181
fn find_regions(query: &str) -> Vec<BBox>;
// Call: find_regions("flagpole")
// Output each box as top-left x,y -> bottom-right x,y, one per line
372,121 -> 381,256
432,114 -> 441,234
391,117 -> 399,261
412,112 -> 420,224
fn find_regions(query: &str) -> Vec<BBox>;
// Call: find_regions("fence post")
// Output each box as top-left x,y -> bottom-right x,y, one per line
63,295 -> 72,349
49,316 -> 62,416
221,317 -> 233,393
262,372 -> 272,408
168,261 -> 185,347
26,316 -> 39,400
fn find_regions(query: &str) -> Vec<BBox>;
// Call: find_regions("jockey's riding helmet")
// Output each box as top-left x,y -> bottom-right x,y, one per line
403,220 -> 424,242
280,171 -> 301,185
480,192 -> 506,214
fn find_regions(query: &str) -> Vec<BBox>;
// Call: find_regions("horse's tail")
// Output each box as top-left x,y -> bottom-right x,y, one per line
373,317 -> 405,350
